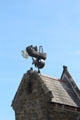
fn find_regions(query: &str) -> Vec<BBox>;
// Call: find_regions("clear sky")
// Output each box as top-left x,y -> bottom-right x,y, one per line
0,0 -> 80,120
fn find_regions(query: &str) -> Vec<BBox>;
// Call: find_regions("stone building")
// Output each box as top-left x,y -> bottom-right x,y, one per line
11,66 -> 80,120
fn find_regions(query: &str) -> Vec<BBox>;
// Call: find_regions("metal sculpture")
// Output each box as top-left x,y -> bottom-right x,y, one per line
21,45 -> 47,72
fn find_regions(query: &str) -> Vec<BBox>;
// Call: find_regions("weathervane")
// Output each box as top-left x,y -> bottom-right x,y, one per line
21,45 -> 47,73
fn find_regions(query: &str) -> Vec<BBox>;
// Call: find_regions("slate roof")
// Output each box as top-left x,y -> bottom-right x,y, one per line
40,74 -> 80,108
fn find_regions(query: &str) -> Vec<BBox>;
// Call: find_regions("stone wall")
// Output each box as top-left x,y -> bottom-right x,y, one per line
14,92 -> 52,120
14,100 -> 80,120
48,103 -> 79,120
12,70 -> 51,120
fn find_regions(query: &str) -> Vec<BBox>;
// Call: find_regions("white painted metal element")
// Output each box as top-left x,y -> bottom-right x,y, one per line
21,50 -> 29,59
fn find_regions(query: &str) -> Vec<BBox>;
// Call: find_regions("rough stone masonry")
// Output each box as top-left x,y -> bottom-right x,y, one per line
11,67 -> 80,120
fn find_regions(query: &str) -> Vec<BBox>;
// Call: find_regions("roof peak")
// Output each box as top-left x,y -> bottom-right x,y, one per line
63,65 -> 68,72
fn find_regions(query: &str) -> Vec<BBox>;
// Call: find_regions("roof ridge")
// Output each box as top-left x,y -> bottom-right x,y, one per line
40,74 -> 65,82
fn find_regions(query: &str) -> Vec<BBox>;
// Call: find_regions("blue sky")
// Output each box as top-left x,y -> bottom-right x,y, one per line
0,0 -> 80,120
